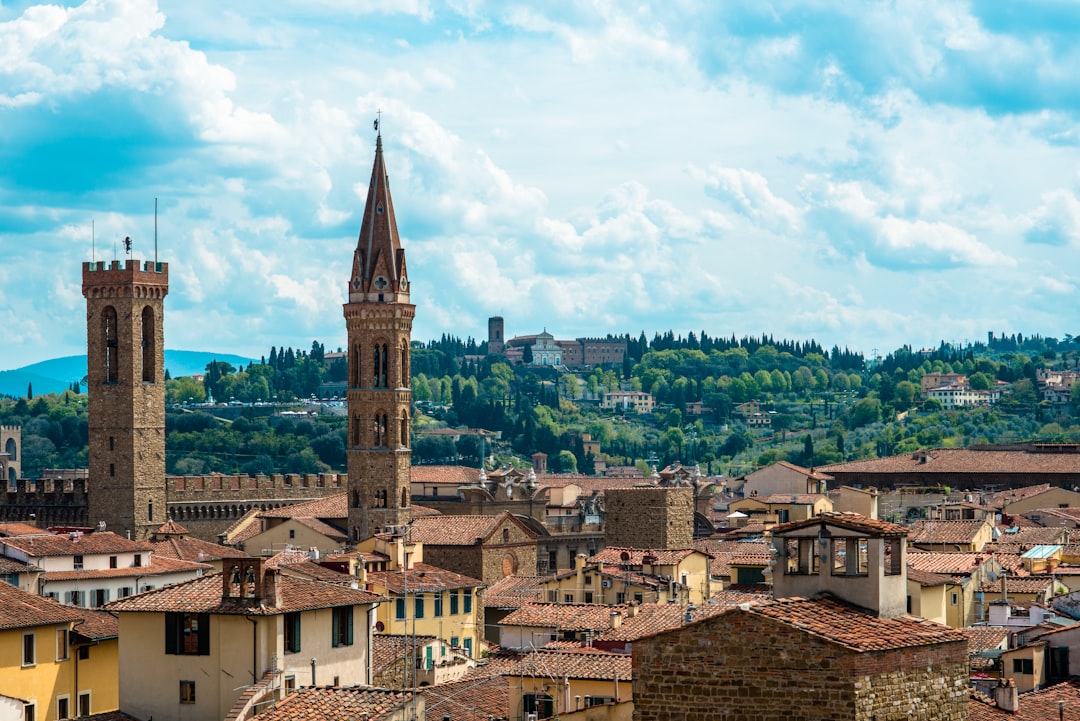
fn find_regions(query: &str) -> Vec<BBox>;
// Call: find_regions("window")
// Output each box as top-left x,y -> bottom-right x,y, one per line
56,628 -> 69,661
23,632 -> 35,666
134,554 -> 142,568
109,464 -> 115,477
73,555 -> 84,570
449,590 -> 459,615
451,635 -> 459,648
884,538 -> 903,576
332,607 -> 353,647
587,696 -> 615,707
180,681 -> 196,704
395,597 -> 406,620
784,538 -> 823,575
23,704 -> 34,721
584,574 -> 592,585
102,306 -> 118,384
284,612 -> 301,654
831,538 -> 868,576
563,593 -> 574,603
463,637 -> 472,657
77,693 -> 90,717
284,676 -> 296,694
141,306 -> 155,383
118,587 -> 133,598
434,592 -> 443,617
78,646 -> 90,660
92,589 -> 109,608
503,528 -> 510,543
615,592 -> 626,604
165,613 -> 210,655
546,590 -> 557,603
950,592 -> 959,606
1012,658 -> 1034,675
414,594 -> 425,619
463,590 -> 472,613
109,556 -> 118,569
65,590 -> 85,606
289,529 -> 295,539
523,693 -> 554,719
906,595 -> 912,613
57,697 -> 69,720
583,591 -> 594,603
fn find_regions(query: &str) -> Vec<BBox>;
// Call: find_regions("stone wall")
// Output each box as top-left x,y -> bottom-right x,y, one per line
632,610 -> 968,721
604,487 -> 693,550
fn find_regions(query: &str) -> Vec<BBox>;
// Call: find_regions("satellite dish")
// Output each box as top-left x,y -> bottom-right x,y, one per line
375,621 -> 385,632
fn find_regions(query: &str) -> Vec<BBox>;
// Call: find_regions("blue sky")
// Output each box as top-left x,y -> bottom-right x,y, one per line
2,0 -> 1080,370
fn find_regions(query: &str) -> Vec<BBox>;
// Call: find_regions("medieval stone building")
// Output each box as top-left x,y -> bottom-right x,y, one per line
344,132 -> 414,541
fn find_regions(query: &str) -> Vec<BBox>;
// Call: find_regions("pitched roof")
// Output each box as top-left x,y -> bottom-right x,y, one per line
0,522 -> 48,537
992,526 -> 1068,546
256,687 -> 413,721
73,608 -> 119,640
366,563 -> 485,594
822,448 -> 1080,477
906,552 -> 991,576
693,540 -> 772,578
411,465 -> 482,485
596,602 -> 742,643
372,633 -> 438,677
499,603 -> 625,631
483,575 -> 546,609
961,626 -> 1009,655
760,493 -> 829,505
0,556 -> 39,574
907,520 -> 990,544
407,512 -> 535,546
511,648 -> 632,681
43,554 -> 212,581
977,576 -> 1058,594
0,530 -> 151,556
906,568 -> 955,587
257,493 -> 347,519
969,679 -> 1080,721
150,535 -> 249,563
153,520 -> 188,536
0,580 -> 84,630
418,674 -> 509,721
772,512 -> 908,537
104,571 -> 379,615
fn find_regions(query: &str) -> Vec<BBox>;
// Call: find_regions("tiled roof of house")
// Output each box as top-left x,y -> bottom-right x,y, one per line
693,540 -> 772,577
418,674 -> 509,721
992,526 -> 1068,546
990,552 -> 1029,576
977,576 -> 1057,594
104,571 -> 379,615
410,504 -> 442,518
0,531 -> 151,556
596,602 -> 741,643
1028,506 -> 1080,522
366,563 -> 484,594
0,522 -> 48,537
499,603 -> 625,631
153,520 -> 188,536
80,713 -> 142,721
985,483 -> 1055,506
151,535 -> 249,563
822,449 -> 1080,477
45,554 -> 213,581
0,556 -> 38,574
588,547 -> 701,565
511,648 -> 632,681
408,512 -> 534,545
484,575 -> 546,609
908,520 -> 990,545
411,465 -> 481,485
372,633 -> 438,676
0,580 -> 83,630
265,552 -> 353,585
255,687 -> 413,721
961,626 -> 1009,655
771,461 -> 834,481
73,608 -> 119,640
220,508 -> 262,543
969,679 -> 1080,721
258,493 -> 347,519
906,552 -> 990,576
773,512 -> 908,537
906,568 -> 955,587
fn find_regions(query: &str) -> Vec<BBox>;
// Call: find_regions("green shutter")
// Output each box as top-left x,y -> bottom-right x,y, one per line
345,607 -> 353,646
164,613 -> 178,655
332,608 -> 340,648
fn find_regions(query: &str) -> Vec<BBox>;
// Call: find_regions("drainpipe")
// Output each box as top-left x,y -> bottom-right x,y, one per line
311,657 -> 317,686
246,616 -> 258,685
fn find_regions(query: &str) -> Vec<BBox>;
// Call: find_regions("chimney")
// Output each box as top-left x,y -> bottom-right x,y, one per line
627,602 -> 639,618
309,546 -> 319,561
994,678 -> 1018,714
609,611 -> 622,629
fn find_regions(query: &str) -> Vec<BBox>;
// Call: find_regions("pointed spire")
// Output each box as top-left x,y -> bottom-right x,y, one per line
349,125 -> 409,302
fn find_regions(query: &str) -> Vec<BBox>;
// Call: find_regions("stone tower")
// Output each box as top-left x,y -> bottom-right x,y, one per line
487,316 -> 504,355
1,426 -> 21,483
604,486 -> 694,549
345,132 -> 414,541
82,258 -> 169,540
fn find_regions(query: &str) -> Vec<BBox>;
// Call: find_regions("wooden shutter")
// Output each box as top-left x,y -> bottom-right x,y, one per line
332,608 -> 340,648
164,613 -> 178,655
197,614 -> 211,655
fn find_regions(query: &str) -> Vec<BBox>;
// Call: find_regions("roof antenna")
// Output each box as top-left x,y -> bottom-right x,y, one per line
154,197 -> 158,265
374,109 -> 381,138
91,219 -> 95,263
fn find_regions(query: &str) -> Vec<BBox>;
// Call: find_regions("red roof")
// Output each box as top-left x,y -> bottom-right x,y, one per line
1,531 -> 151,556
772,512 -> 908,537
366,563 -> 484,593
0,581 -> 84,631
255,687 -> 413,721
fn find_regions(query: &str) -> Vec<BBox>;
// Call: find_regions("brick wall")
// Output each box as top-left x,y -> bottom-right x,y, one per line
605,487 -> 693,550
632,610 -> 968,721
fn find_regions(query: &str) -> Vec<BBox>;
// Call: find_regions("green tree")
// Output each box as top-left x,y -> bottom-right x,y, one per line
968,372 -> 991,390
556,450 -> 578,473
848,398 -> 882,429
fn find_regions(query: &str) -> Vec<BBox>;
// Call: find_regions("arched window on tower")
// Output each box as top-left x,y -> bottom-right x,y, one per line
141,306 -> 155,383
374,414 -> 387,447
399,341 -> 409,387
5,438 -> 15,462
103,306 -> 119,384
400,410 -> 409,448
380,345 -> 388,387
352,416 -> 363,447
350,343 -> 360,387
372,346 -> 380,388
401,488 -> 408,508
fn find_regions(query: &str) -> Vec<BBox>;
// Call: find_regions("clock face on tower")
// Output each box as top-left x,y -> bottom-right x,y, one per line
373,275 -> 388,291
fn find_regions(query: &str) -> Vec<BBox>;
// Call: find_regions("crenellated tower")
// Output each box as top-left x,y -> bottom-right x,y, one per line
82,257 -> 169,540
344,132 -> 414,541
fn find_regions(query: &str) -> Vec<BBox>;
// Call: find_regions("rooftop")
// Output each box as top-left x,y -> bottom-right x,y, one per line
822,448 -> 1080,477
407,512 -> 534,546
417,674 -> 509,721
366,563 -> 485,594
772,511 -> 908,537
254,687 -> 414,721
511,648 -> 632,681
589,547 -> 702,566
499,603 -> 625,631
483,575 -> 546,609
907,520 -> 991,545
258,493 -> 347,519
0,580 -> 83,631
1,530 -> 151,556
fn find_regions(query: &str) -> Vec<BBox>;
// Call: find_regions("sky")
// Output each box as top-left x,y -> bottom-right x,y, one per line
3,0 -> 1080,371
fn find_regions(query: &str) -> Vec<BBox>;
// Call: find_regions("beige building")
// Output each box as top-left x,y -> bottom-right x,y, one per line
106,557 -> 380,721
906,518 -> 996,552
599,391 -> 654,414
728,493 -> 833,526
741,462 -> 831,498
826,485 -> 879,519
541,547 -> 711,606
507,649 -> 631,721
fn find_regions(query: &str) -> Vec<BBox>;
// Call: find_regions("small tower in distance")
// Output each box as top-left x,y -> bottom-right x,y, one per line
344,131 -> 414,541
487,316 -> 504,355
82,256 -> 169,540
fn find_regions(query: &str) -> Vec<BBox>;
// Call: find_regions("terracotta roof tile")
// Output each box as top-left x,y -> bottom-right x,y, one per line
408,512 -> 535,546
0,522 -> 48,537
992,526 -> 1068,546
773,512 -> 908,537
411,465 -> 481,485
410,504 -> 442,518
73,608 -> 119,640
0,581 -> 84,630
511,648 -> 632,681
151,535 -> 249,563
499,603 -> 624,631
908,520 -> 990,544
906,568 -> 955,586
1,530 -> 151,556
596,602 -> 741,643
907,552 -> 991,576
693,540 -> 771,577
44,555 -> 212,581
418,674 -> 509,721
366,563 -> 484,593
220,508 -> 262,542
258,493 -> 347,519
977,576 -> 1058,594
372,633 -> 437,676
483,575 -> 546,609
760,493 -> 829,505
256,687 -> 413,721
153,520 -> 188,536
0,556 -> 38,574
961,626 -> 1008,655
104,571 -> 379,615
823,448 -> 1080,477
588,548 -> 701,565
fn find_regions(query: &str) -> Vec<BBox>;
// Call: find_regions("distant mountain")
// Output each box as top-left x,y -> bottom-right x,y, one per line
0,351 -> 257,398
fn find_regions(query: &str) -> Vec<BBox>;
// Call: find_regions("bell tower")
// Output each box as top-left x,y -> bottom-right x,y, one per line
82,256 -> 168,540
345,131 -> 414,541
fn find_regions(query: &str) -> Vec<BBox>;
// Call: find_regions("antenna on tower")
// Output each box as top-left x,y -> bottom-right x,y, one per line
91,219 -> 96,263
374,109 -> 382,137
154,197 -> 158,265
124,236 -> 132,257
